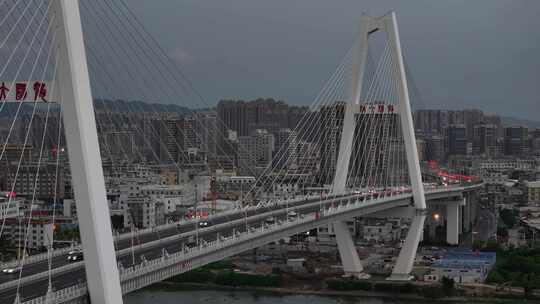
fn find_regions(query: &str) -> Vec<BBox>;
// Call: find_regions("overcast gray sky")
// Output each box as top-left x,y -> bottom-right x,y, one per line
127,0 -> 540,120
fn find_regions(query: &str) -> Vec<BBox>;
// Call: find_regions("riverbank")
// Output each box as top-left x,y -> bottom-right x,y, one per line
143,281 -> 536,303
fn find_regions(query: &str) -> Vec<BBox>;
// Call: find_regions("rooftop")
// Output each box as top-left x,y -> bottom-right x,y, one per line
526,180 -> 540,188
432,249 -> 496,270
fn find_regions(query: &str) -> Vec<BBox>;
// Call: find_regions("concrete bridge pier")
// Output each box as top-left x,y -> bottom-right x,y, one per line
334,221 -> 369,279
388,210 -> 426,281
446,200 -> 461,245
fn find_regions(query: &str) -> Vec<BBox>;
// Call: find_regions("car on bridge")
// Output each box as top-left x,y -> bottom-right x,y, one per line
265,216 -> 276,225
2,266 -> 20,275
287,211 -> 298,220
198,220 -> 212,228
185,235 -> 197,249
67,250 -> 83,262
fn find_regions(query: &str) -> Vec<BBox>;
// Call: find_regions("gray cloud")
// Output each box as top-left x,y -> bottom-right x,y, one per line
127,0 -> 540,120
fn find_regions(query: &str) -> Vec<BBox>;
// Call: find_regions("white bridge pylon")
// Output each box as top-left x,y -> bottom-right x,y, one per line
331,12 -> 426,281
47,1 -> 124,303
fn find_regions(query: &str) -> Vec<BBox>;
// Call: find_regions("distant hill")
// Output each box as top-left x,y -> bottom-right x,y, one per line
1,101 -> 538,129
501,116 -> 540,129
0,99 -> 193,118
94,99 -> 192,114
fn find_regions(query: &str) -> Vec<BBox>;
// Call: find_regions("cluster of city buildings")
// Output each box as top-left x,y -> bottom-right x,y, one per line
415,109 -> 540,249
414,109 -> 539,166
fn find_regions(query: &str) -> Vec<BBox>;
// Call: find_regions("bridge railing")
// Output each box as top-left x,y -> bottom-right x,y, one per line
117,210 -> 318,292
117,191 -> 396,283
19,283 -> 88,304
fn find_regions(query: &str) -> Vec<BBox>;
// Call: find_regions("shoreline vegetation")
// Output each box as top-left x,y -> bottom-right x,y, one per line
144,281 -> 535,304
136,261 -> 538,303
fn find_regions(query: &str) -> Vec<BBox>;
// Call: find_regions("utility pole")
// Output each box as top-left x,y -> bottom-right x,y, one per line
130,225 -> 135,266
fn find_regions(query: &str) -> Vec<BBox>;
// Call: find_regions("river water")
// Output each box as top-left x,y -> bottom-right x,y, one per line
124,289 -> 417,304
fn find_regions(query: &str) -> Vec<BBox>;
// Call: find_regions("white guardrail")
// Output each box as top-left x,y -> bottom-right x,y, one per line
20,283 -> 88,304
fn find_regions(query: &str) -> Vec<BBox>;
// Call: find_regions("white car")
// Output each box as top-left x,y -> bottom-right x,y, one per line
198,220 -> 211,228
2,267 -> 20,275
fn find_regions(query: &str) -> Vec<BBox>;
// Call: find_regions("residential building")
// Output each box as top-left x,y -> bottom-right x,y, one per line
526,181 -> 540,204
446,124 -> 468,157
504,126 -> 529,156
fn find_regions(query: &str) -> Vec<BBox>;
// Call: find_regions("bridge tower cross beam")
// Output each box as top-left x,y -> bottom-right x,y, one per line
330,11 -> 426,281
49,1 -> 124,303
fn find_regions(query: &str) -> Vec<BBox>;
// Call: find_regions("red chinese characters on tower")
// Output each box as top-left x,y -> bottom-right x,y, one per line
359,104 -> 397,114
15,83 -> 27,101
0,82 -> 8,101
33,81 -> 47,102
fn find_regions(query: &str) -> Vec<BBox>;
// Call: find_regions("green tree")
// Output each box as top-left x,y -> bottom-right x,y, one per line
487,270 -> 505,284
499,209 -> 517,229
483,240 -> 499,252
441,276 -> 455,296
497,227 -> 509,239
472,240 -> 485,250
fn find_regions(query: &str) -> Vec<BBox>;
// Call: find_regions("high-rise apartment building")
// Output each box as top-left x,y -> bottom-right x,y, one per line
473,124 -> 498,156
446,124 -> 468,157
318,102 -> 344,185
504,126 -> 529,156
238,129 -> 275,175
217,98 -> 306,138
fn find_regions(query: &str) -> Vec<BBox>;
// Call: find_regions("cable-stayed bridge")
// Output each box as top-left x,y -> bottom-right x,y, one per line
0,1 -> 482,303
0,185 -> 480,304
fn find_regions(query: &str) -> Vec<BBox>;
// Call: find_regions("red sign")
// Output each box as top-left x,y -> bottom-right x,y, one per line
358,103 -> 397,114
0,81 -> 54,102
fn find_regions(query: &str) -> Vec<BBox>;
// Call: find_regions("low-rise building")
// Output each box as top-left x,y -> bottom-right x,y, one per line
2,217 -> 54,250
424,250 -> 496,283
526,181 -> 540,204
0,197 -> 23,220
362,222 -> 400,243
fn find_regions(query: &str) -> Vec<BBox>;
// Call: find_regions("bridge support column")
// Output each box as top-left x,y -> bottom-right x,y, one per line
388,211 -> 425,281
386,11 -> 427,281
328,12 -> 372,279
334,221 -> 368,278
51,1 -> 123,303
446,201 -> 460,245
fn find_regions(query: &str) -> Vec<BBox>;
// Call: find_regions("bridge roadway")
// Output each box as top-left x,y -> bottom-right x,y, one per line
0,192 -> 349,285
0,186 -> 473,303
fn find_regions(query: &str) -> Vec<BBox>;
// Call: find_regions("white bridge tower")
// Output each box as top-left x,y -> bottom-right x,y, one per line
49,1 -> 124,303
331,12 -> 426,281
